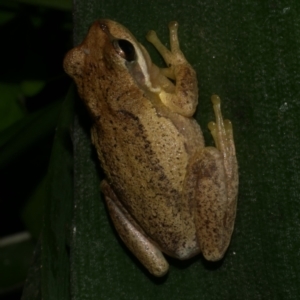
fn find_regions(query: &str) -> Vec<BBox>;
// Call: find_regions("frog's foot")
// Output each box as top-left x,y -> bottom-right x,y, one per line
207,95 -> 237,183
101,180 -> 169,277
146,22 -> 198,117
146,21 -> 187,80
207,95 -> 238,243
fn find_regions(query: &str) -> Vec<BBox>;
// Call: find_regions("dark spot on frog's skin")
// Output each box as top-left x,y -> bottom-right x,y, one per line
138,124 -> 143,131
159,174 -> 167,181
170,189 -> 178,195
116,91 -> 128,102
183,142 -> 189,153
88,62 -> 96,69
201,162 -> 217,179
117,109 -> 139,121
204,220 -> 211,229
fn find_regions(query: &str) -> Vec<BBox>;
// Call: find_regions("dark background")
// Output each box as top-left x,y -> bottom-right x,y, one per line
1,0 -> 300,299
0,1 -> 72,299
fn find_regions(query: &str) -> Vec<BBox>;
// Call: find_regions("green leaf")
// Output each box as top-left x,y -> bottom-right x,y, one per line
28,0 -> 300,299
22,89 -> 73,300
0,233 -> 34,295
0,101 -> 61,168
22,175 -> 48,239
20,80 -> 46,98
0,83 -> 26,131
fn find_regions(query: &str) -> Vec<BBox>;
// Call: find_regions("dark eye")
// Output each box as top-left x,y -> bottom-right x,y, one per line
113,39 -> 136,62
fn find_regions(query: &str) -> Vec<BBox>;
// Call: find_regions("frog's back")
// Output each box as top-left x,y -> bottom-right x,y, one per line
91,98 -> 204,257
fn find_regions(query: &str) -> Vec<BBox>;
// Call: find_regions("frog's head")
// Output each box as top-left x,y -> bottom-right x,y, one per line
63,20 -> 166,109
98,19 -> 162,93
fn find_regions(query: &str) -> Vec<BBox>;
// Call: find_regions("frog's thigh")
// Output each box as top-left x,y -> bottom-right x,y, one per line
101,180 -> 169,277
186,147 -> 233,261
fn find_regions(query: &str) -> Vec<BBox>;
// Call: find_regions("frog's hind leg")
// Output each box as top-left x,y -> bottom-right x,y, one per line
101,180 -> 169,277
185,95 -> 238,261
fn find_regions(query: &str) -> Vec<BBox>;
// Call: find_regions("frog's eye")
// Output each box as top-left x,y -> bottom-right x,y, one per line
113,39 -> 136,62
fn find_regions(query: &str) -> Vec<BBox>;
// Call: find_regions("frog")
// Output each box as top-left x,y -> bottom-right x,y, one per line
63,19 -> 238,277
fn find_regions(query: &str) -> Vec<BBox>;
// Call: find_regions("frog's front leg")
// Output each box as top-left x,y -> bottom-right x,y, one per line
146,22 -> 198,117
101,180 -> 169,277
185,96 -> 238,261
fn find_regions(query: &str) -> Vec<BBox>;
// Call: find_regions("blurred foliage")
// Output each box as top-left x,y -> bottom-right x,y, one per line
0,1 -> 72,298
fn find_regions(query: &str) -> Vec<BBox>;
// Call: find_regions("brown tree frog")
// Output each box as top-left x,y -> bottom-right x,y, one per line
63,20 -> 238,277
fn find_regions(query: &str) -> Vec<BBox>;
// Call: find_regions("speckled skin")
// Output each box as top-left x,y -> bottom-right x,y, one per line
63,20 -> 238,277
